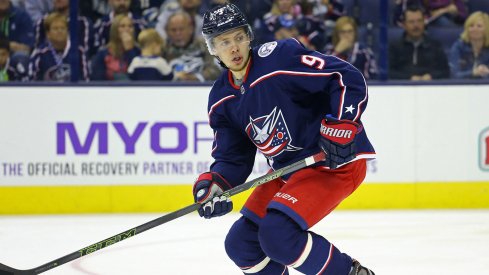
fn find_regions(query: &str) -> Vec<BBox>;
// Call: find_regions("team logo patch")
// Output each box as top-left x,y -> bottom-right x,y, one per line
45,64 -> 71,81
479,127 -> 489,171
245,107 -> 301,158
258,41 -> 277,57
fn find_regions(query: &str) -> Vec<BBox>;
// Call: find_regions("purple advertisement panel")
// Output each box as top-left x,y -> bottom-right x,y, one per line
0,86 -> 273,185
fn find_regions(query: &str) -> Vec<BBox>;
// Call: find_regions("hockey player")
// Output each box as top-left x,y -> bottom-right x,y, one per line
192,3 -> 376,275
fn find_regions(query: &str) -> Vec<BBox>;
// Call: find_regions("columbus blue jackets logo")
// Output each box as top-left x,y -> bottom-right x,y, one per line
258,41 -> 277,57
45,64 -> 71,81
246,107 -> 301,158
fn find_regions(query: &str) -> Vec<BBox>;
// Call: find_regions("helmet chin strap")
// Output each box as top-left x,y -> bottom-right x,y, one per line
215,56 -> 228,69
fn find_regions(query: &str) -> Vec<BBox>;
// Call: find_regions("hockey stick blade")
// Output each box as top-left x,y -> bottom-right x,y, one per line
0,152 -> 325,274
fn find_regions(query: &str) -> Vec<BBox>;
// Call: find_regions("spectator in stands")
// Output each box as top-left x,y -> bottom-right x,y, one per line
35,0 -> 94,56
423,0 -> 468,27
256,0 -> 303,44
268,14 -> 326,51
307,0 -> 344,22
295,16 -> 327,50
239,0 -> 273,32
10,0 -> 24,10
80,0 -> 163,23
0,0 -> 34,55
94,0 -> 146,49
449,11 -> 489,79
79,0 -> 111,22
29,12 -> 89,81
156,0 -> 203,41
324,16 -> 377,80
0,37 -> 9,81
271,11 -> 300,41
91,14 -> 140,80
389,6 -> 449,80
0,37 -> 15,81
24,0 -> 53,23
1,37 -> 30,81
128,28 -> 173,80
393,0 -> 467,27
163,11 -> 220,82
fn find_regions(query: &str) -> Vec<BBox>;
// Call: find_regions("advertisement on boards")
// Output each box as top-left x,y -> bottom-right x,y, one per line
1,85 -> 488,186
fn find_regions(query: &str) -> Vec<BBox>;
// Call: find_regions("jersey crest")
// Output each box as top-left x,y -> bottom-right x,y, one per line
246,107 -> 301,158
258,41 -> 277,57
45,64 -> 71,81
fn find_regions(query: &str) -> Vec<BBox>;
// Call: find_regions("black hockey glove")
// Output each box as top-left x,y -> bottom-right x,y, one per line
319,115 -> 360,169
193,172 -> 233,219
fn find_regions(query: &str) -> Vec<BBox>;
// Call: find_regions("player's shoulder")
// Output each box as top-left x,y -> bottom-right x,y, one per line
253,38 -> 307,60
251,38 -> 341,72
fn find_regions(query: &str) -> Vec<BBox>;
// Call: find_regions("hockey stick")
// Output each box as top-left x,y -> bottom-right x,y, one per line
0,152 -> 325,275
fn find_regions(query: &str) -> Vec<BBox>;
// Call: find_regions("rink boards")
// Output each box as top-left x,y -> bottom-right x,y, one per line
0,85 -> 488,214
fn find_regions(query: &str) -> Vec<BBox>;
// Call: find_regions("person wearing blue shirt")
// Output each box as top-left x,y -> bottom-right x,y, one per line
34,0 -> 94,57
449,11 -> 489,79
0,0 -> 34,56
0,37 -> 24,81
29,12 -> 89,81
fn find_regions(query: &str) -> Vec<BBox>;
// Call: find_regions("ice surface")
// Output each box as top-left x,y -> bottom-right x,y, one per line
0,210 -> 488,275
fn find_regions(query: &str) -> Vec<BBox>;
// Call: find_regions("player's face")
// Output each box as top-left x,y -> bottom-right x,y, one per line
213,28 -> 251,71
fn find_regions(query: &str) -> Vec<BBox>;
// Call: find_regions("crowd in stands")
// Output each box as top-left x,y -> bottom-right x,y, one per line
0,0 -> 488,83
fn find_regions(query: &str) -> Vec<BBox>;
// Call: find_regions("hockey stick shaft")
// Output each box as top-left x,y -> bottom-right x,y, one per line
0,152 -> 325,275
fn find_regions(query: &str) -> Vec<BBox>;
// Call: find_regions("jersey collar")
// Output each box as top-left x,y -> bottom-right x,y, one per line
227,53 -> 253,90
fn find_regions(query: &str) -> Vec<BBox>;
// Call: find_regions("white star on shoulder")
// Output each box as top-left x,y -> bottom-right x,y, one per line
345,105 -> 355,114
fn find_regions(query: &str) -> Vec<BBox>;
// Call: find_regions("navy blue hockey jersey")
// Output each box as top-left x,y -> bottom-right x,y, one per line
29,41 -> 89,81
207,38 -> 375,186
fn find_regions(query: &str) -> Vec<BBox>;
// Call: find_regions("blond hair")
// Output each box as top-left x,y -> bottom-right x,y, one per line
270,0 -> 297,16
43,12 -> 67,32
332,16 -> 357,46
108,14 -> 134,58
461,11 -> 489,47
138,28 -> 164,48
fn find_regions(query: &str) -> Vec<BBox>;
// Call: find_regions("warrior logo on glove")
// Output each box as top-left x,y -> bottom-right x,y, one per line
320,122 -> 356,144
318,115 -> 362,169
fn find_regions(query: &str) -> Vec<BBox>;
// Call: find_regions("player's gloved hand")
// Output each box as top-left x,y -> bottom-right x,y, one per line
319,115 -> 360,169
193,172 -> 233,219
